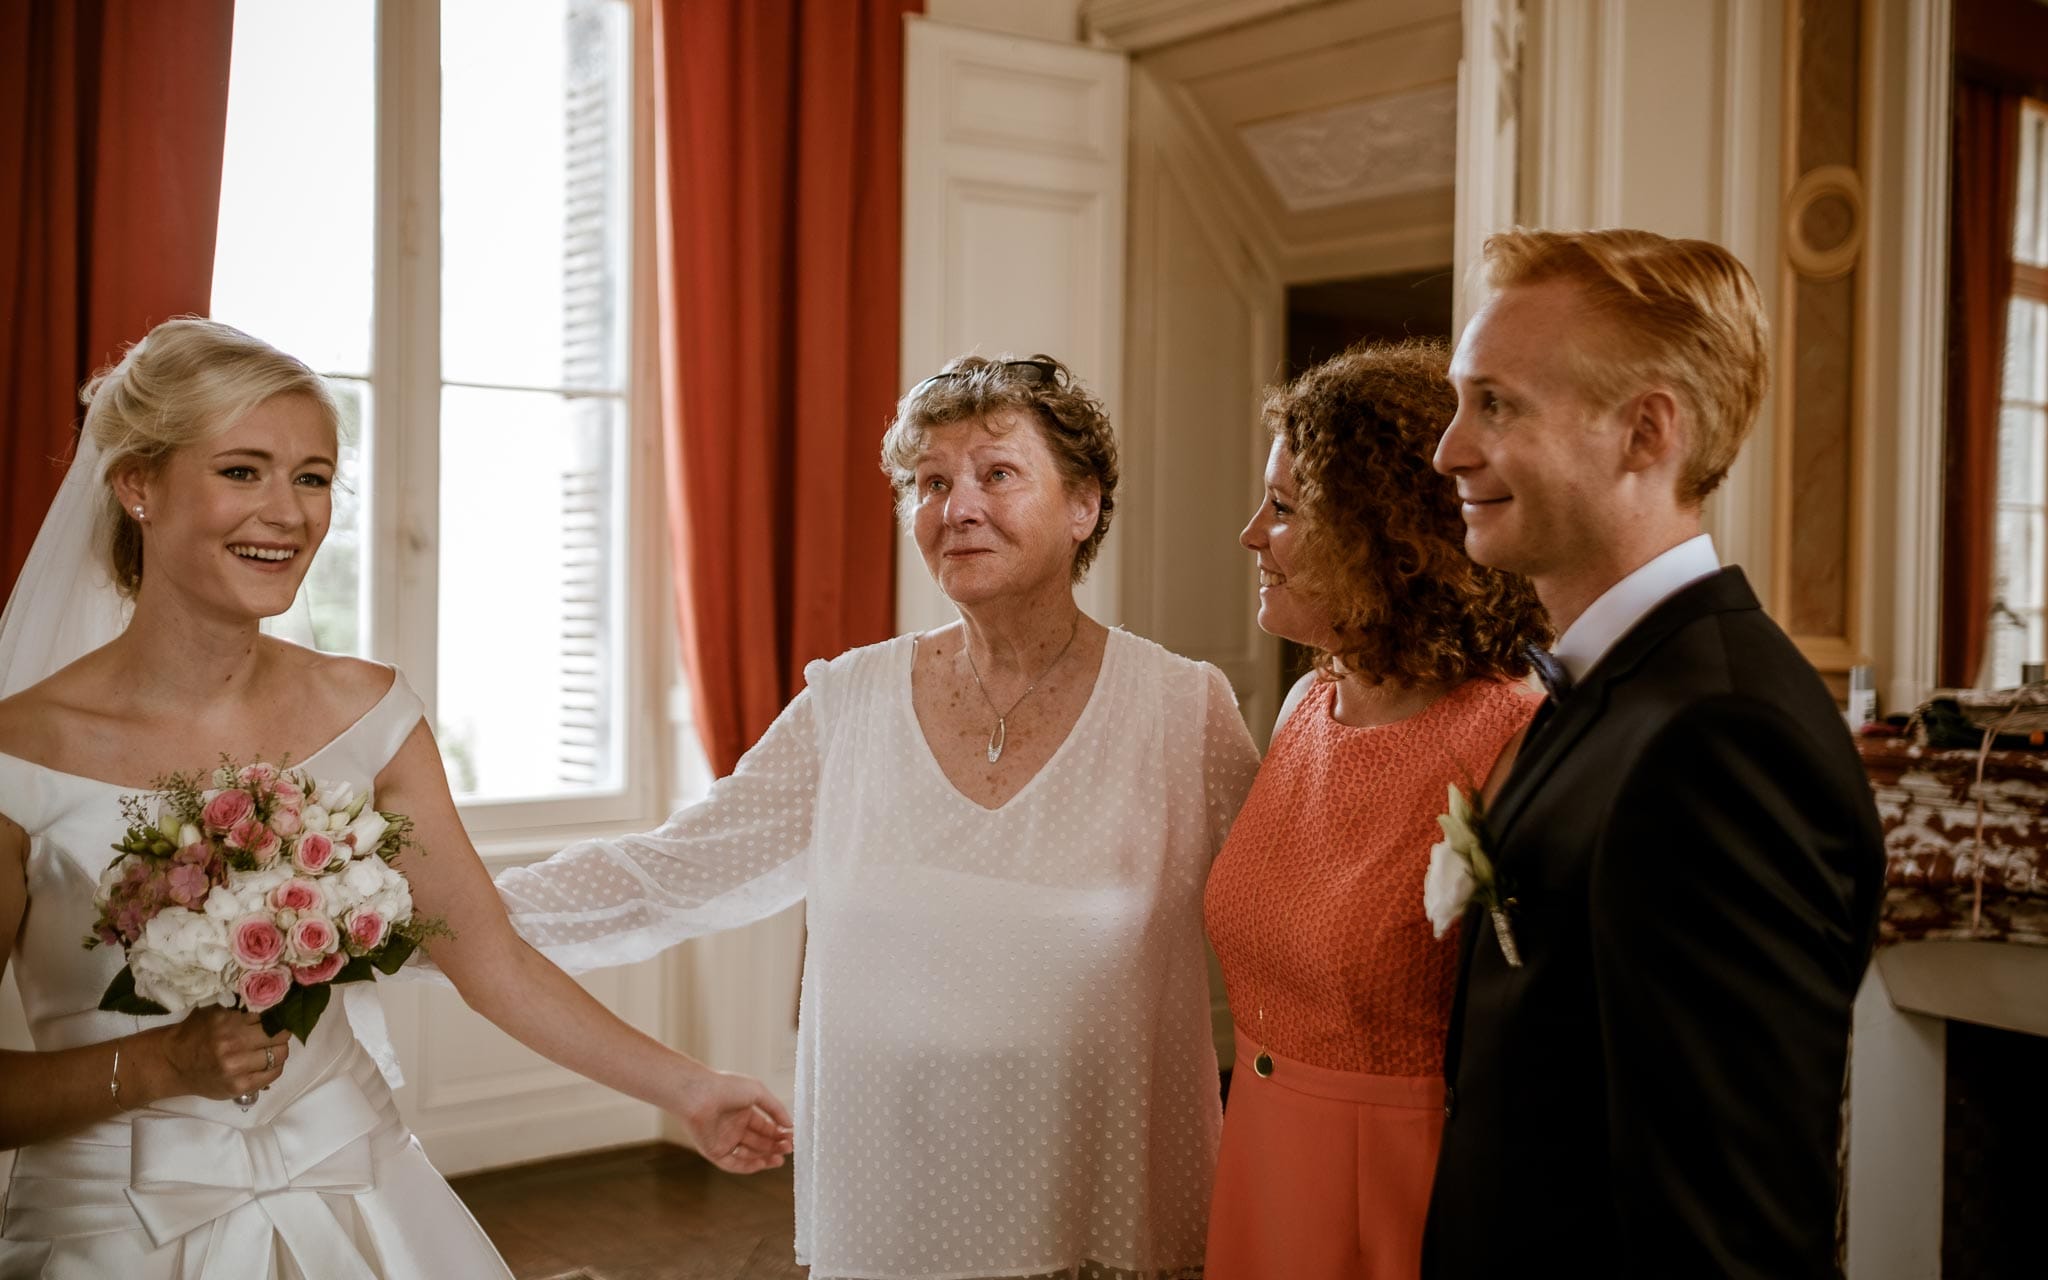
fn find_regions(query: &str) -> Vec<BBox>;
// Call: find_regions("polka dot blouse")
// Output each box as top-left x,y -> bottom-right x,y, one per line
494,628 -> 1262,1279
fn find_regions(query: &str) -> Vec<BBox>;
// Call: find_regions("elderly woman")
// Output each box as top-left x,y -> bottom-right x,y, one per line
1201,340 -> 1549,1278
491,354 -> 1261,1280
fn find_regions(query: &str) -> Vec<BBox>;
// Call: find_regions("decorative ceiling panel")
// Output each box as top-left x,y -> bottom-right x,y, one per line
1236,80 -> 1457,212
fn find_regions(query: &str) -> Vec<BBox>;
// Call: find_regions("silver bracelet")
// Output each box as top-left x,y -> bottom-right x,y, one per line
109,1047 -> 122,1108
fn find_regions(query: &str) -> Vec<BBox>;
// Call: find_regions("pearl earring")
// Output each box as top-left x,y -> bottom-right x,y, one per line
132,506 -> 145,519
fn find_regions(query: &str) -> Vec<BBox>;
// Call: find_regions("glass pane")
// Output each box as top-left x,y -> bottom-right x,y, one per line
441,0 -> 631,391
211,1 -> 376,377
264,379 -> 369,657
437,386 -> 627,800
2019,104 -> 2048,267
1998,405 -> 2042,505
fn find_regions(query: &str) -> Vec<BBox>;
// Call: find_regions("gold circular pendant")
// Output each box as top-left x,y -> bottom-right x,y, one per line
1253,1050 -> 1274,1078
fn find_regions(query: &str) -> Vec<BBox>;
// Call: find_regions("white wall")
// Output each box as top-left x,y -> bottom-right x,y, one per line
1519,0 -> 1784,597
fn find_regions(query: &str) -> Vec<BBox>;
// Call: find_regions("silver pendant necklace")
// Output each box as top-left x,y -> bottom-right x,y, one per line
963,612 -> 1082,764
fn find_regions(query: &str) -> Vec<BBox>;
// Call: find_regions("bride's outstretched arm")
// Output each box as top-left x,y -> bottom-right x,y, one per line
375,727 -> 795,1174
489,689 -> 820,970
0,816 -> 291,1149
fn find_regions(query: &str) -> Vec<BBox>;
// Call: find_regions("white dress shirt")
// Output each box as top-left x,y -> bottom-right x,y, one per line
1551,534 -> 1722,683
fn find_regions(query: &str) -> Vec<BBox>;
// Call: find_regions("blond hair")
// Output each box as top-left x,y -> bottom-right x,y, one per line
879,354 -> 1118,582
1482,228 -> 1769,503
83,317 -> 341,597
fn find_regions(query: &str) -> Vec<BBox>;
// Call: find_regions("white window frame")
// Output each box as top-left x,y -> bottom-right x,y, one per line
360,0 -> 668,844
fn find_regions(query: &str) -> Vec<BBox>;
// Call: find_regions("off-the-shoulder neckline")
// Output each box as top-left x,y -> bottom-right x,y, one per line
0,663 -> 404,793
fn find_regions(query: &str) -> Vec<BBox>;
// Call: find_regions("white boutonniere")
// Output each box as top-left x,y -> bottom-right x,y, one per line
1424,783 -> 1522,967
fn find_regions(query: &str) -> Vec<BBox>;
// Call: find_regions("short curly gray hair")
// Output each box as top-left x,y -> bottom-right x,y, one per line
879,354 -> 1119,583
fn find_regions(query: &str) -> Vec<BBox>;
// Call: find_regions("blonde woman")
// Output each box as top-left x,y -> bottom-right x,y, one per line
0,318 -> 792,1277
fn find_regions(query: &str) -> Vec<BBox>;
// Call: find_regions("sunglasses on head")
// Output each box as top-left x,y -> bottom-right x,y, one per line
908,358 -> 1063,399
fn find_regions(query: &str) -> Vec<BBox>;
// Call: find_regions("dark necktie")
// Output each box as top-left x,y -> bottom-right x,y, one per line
1523,641 -> 1574,704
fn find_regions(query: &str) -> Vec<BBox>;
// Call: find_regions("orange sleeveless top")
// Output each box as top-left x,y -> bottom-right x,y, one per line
1203,676 -> 1540,1076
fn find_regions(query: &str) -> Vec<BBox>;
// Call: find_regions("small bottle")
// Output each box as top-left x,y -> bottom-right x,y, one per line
1845,665 -> 1878,730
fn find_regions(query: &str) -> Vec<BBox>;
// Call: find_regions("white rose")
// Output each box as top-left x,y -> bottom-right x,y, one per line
1423,839 -> 1476,939
345,811 -> 389,855
371,878 -> 414,927
179,823 -> 203,850
339,858 -> 388,904
303,804 -> 329,831
315,780 -> 355,814
231,865 -> 292,912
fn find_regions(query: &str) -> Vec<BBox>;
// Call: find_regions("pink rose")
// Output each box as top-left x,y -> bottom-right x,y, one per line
269,807 -> 304,838
237,763 -> 280,788
166,863 -> 210,908
270,776 -> 304,807
230,915 -> 286,969
346,910 -> 389,952
201,788 -> 255,832
291,915 -> 338,957
292,951 -> 348,985
290,833 -> 336,874
269,878 -> 323,913
226,817 -> 264,851
251,828 -> 283,866
236,966 -> 292,1013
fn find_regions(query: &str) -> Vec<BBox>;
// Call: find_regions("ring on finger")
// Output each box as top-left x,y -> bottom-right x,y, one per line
264,1046 -> 275,1072
726,1141 -> 742,1159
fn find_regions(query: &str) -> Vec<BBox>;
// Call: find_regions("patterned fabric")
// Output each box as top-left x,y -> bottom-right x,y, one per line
492,629 -> 1263,1280
1204,677 -> 1539,1076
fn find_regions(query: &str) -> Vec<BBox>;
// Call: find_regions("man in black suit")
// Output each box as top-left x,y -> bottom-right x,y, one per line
1421,228 -> 1884,1278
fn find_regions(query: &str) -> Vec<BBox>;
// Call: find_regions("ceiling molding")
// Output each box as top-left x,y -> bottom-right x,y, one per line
1080,0 -> 1323,52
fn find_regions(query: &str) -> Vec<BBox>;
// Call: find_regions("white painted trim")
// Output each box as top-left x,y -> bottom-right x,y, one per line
1880,0 -> 1951,713
1845,969 -> 1946,1280
369,0 -> 441,707
1521,0 -> 1594,229
1702,0 -> 1779,596
1453,0 -> 1522,334
1592,0 -> 1626,227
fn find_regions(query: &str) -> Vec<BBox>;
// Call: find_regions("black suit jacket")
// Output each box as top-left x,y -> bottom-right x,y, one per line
1421,568 -> 1884,1279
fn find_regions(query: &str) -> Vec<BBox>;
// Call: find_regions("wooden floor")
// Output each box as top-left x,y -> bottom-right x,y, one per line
450,1142 -> 808,1280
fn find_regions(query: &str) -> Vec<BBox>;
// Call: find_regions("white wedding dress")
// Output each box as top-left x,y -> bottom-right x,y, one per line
0,672 -> 513,1280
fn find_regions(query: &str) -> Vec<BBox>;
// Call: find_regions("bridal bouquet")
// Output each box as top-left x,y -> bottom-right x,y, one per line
85,761 -> 447,1041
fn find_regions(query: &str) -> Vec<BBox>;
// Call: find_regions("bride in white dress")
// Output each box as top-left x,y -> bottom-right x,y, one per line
0,318 -> 794,1278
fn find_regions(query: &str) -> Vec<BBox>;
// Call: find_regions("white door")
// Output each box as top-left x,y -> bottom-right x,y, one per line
897,16 -> 1131,634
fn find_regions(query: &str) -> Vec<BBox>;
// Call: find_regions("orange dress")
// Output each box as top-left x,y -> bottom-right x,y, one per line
1201,676 -> 1538,1279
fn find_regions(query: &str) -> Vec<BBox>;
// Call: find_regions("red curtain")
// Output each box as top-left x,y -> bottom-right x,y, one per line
654,0 -> 916,774
0,0 -> 237,601
1941,80 -> 2023,687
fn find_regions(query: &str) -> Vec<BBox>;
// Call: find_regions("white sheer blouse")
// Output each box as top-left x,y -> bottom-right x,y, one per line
495,628 -> 1260,1279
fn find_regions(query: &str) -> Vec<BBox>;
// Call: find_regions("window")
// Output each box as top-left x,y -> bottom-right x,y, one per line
1991,100 -> 2048,688
211,0 -> 661,831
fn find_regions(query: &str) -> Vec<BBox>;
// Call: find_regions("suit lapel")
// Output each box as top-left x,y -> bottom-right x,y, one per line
1483,680 -> 1609,843
1485,567 -> 1762,845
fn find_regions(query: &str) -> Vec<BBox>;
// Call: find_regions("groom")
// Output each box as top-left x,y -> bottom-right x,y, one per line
1422,229 -> 1884,1277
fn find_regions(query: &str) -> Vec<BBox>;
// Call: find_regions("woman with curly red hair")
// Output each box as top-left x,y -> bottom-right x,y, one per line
1202,338 -> 1550,1278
